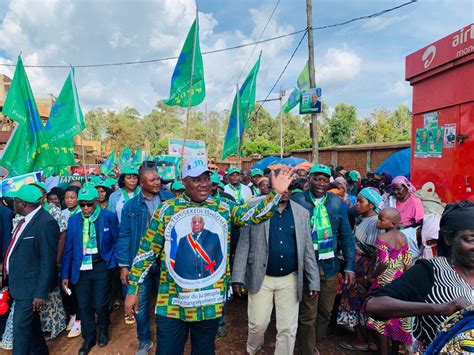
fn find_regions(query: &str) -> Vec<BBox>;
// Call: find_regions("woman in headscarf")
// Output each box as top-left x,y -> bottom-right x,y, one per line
382,176 -> 424,228
366,200 -> 474,351
335,177 -> 357,207
338,187 -> 382,352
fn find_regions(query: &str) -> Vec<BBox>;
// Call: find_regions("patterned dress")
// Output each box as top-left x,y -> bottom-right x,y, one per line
367,240 -> 413,344
337,214 -> 380,327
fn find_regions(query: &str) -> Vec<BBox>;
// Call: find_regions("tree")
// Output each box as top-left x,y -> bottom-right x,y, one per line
83,108 -> 108,141
390,104 -> 411,141
327,103 -> 357,145
105,107 -> 145,152
242,138 -> 279,156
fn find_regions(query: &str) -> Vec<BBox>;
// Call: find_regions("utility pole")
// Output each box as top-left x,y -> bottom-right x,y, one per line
279,89 -> 285,158
306,0 -> 318,163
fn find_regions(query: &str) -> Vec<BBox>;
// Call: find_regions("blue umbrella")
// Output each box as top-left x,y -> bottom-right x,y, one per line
374,148 -> 411,178
251,156 -> 281,170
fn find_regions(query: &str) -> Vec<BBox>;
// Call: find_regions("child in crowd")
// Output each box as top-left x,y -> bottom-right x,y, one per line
367,208 -> 412,355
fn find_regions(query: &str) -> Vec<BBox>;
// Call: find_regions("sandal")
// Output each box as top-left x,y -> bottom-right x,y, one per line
339,340 -> 370,352
124,313 -> 135,325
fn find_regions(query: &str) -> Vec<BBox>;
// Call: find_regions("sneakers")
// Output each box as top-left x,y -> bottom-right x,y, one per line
68,321 -> 81,338
66,315 -> 76,331
125,313 -> 136,325
135,341 -> 153,355
217,325 -> 227,337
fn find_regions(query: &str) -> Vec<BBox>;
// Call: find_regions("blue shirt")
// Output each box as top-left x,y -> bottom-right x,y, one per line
266,202 -> 298,277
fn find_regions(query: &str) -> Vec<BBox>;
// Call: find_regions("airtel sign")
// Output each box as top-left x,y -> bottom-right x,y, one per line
406,24 -> 474,80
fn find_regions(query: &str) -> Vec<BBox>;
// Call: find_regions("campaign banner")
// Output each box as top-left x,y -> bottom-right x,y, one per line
1,171 -> 42,197
300,87 -> 322,114
168,138 -> 207,161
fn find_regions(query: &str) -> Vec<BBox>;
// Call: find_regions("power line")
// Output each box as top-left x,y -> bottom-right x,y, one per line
249,30 -> 308,123
0,0 -> 416,69
235,0 -> 280,84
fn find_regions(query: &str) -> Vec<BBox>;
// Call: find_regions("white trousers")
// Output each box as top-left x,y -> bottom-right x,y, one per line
247,272 -> 299,355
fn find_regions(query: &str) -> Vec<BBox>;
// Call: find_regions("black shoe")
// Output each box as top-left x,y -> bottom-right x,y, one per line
98,329 -> 108,347
78,339 -> 96,355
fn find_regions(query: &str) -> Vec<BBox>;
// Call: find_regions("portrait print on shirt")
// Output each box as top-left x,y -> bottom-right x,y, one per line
165,207 -> 227,290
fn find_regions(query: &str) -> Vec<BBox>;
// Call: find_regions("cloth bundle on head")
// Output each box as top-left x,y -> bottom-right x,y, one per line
440,200 -> 474,232
422,214 -> 441,243
392,176 -> 416,194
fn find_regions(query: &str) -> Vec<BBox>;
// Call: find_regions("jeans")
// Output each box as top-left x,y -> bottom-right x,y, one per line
296,271 -> 339,355
155,315 -> 220,355
136,263 -> 160,344
75,260 -> 111,343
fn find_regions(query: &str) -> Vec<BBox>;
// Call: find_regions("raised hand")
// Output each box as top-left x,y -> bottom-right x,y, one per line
270,166 -> 296,195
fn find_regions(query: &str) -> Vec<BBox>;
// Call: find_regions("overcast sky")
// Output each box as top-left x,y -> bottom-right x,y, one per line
0,0 -> 472,118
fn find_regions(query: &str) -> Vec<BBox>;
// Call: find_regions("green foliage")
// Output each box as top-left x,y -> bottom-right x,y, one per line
242,138 -> 279,156
84,100 -> 411,159
327,103 -> 357,145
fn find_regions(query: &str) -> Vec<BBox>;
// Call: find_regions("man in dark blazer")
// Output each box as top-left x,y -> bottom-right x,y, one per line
173,214 -> 223,280
4,185 -> 59,355
232,189 -> 319,354
61,186 -> 119,355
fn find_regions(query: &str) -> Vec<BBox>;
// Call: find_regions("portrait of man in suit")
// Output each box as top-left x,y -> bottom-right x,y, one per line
173,215 -> 223,280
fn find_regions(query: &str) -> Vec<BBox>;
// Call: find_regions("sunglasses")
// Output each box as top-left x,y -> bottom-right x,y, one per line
79,202 -> 95,208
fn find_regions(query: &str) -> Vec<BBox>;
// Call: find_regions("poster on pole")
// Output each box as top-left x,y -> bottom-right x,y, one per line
168,138 -> 207,161
299,88 -> 322,114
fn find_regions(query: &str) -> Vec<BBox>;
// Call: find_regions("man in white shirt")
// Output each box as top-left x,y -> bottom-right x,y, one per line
224,167 -> 253,204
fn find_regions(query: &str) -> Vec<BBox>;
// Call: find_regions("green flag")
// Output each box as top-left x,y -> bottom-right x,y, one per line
131,146 -> 142,168
45,68 -> 85,143
100,150 -> 115,175
283,89 -> 301,113
163,18 -> 205,107
221,55 -> 261,160
297,61 -> 310,90
119,146 -> 132,167
282,62 -> 310,114
1,56 -> 54,175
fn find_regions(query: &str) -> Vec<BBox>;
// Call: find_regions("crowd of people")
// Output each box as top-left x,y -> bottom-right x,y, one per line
0,159 -> 472,355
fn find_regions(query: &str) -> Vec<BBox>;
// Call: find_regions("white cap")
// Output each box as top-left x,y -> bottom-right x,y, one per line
182,159 -> 211,178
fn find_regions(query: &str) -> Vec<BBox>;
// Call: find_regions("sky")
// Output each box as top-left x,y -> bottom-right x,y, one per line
0,0 -> 472,119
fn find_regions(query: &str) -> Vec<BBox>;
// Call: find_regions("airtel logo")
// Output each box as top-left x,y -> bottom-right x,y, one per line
421,45 -> 436,68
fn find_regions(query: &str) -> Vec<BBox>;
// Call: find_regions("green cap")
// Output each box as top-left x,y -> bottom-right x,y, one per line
171,180 -> 185,191
211,172 -> 220,184
228,167 -> 241,175
6,185 -> 43,203
218,182 -> 225,190
251,168 -> 263,177
94,180 -> 113,189
121,165 -> 138,175
309,164 -> 331,177
348,170 -> 360,182
31,181 -> 47,193
78,185 -> 99,201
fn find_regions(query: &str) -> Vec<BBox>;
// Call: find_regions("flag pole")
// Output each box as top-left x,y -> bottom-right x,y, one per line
236,84 -> 241,169
180,5 -> 199,161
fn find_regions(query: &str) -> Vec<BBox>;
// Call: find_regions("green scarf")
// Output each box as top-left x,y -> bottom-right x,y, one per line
80,206 -> 101,271
43,203 -> 50,212
122,187 -> 138,203
309,192 -> 335,260
68,205 -> 81,216
228,184 -> 243,204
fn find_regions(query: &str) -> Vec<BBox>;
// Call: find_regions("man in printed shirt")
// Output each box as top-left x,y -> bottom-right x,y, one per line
125,159 -> 294,355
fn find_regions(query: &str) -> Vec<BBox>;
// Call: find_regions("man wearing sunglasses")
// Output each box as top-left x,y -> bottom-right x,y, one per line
60,185 -> 119,355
